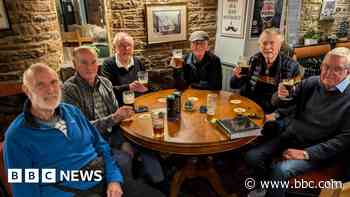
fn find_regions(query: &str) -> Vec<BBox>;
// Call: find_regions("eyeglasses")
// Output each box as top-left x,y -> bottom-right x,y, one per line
321,64 -> 348,74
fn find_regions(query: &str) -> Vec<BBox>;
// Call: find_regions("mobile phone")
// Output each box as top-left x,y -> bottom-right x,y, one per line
135,106 -> 149,113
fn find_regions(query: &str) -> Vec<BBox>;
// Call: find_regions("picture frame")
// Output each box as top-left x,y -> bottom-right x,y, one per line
319,0 -> 336,21
249,0 -> 285,38
146,3 -> 187,44
221,0 -> 247,38
0,0 -> 10,31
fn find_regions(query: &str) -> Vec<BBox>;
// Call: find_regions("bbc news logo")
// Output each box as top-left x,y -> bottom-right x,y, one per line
8,169 -> 103,183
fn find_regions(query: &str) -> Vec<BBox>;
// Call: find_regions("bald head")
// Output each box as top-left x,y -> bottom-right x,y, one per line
23,63 -> 59,89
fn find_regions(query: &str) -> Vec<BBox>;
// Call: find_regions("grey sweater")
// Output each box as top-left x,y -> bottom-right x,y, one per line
276,76 -> 350,161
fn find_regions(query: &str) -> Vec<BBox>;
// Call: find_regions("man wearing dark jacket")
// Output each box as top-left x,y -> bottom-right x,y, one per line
245,47 -> 350,197
101,32 -> 147,105
230,28 -> 300,113
172,31 -> 222,90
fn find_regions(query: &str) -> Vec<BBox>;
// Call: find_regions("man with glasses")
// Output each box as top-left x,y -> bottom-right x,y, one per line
245,47 -> 350,197
101,32 -> 147,106
171,30 -> 222,90
230,28 -> 300,113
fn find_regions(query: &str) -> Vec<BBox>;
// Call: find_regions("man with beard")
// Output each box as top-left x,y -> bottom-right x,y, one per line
4,63 -> 164,197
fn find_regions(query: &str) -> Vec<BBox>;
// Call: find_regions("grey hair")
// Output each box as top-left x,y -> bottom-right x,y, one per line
112,32 -> 134,48
72,46 -> 98,60
326,47 -> 350,68
258,28 -> 284,44
23,63 -> 58,88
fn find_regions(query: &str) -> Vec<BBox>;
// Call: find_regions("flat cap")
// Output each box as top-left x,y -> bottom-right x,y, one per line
189,31 -> 209,42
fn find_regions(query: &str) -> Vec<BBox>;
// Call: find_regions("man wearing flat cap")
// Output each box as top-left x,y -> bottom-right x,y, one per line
171,30 -> 222,90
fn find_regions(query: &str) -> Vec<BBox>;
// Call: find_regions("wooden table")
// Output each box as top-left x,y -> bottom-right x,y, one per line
120,89 -> 264,197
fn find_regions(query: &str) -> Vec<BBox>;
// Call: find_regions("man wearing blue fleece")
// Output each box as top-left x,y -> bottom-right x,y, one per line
3,63 -> 164,197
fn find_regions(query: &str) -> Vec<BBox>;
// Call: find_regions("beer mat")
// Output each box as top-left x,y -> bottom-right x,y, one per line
188,97 -> 199,102
233,107 -> 246,113
230,99 -> 242,104
138,114 -> 151,119
157,98 -> 166,103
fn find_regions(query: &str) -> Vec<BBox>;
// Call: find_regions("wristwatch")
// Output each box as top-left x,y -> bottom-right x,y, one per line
303,151 -> 310,160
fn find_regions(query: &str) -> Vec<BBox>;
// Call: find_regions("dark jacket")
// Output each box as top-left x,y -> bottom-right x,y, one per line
230,52 -> 300,113
174,51 -> 222,90
276,76 -> 350,161
101,56 -> 145,105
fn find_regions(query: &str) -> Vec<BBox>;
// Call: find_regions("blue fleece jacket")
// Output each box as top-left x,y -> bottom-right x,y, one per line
4,102 -> 123,197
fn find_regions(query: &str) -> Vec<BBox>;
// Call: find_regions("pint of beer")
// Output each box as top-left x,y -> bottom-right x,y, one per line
151,109 -> 165,138
137,71 -> 148,88
237,56 -> 250,76
172,49 -> 183,68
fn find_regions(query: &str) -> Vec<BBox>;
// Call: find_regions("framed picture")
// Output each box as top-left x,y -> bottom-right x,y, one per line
249,0 -> 285,38
0,0 -> 10,31
221,0 -> 247,38
320,0 -> 336,21
146,3 -> 187,44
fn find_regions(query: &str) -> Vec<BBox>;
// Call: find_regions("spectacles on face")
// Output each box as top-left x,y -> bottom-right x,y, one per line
321,64 -> 348,74
34,79 -> 61,91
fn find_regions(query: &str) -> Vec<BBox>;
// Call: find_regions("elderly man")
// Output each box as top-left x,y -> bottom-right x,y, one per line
63,46 -> 164,186
230,28 -> 300,113
172,30 -> 222,90
245,47 -> 350,197
4,63 -> 164,197
101,32 -> 147,105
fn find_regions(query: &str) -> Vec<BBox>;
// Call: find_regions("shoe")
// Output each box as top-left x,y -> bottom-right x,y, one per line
247,189 -> 266,197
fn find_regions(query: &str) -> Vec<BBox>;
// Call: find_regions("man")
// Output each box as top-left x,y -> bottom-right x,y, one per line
63,46 -> 134,178
101,32 -> 147,105
245,47 -> 350,197
63,46 -> 164,185
230,28 -> 300,113
172,30 -> 222,90
4,63 -> 164,197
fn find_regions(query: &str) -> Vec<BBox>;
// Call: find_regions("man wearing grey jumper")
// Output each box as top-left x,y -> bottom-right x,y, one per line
245,47 -> 350,197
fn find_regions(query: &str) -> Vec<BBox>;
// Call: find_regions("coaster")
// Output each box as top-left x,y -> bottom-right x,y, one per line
230,99 -> 242,104
157,98 -> 166,103
233,107 -> 246,113
188,97 -> 199,102
138,114 -> 151,119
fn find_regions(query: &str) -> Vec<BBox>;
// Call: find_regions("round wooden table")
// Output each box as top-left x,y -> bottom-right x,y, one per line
120,89 -> 265,197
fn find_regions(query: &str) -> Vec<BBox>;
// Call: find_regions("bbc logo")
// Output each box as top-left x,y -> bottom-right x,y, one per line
8,169 -> 56,183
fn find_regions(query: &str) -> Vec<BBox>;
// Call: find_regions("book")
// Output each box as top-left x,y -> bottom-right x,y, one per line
215,116 -> 262,139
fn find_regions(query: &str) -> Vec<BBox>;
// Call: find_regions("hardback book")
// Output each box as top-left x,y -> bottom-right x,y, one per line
215,116 -> 262,139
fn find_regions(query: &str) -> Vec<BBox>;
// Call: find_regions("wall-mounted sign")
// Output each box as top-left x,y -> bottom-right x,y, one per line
221,0 -> 247,38
320,0 -> 336,21
250,0 -> 285,38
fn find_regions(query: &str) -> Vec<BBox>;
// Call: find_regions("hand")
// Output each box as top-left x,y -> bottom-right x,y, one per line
265,112 -> 277,122
282,149 -> 306,160
232,67 -> 242,79
278,83 -> 289,98
113,106 -> 134,123
170,57 -> 183,69
129,81 -> 148,93
107,182 -> 123,197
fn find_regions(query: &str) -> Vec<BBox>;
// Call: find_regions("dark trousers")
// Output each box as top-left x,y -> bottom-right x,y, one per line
245,137 -> 321,197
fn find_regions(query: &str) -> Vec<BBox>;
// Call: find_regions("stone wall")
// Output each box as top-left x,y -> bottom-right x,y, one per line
299,0 -> 350,40
105,0 -> 218,68
0,0 -> 63,83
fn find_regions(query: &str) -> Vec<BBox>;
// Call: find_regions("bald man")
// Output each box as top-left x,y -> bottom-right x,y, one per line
4,63 -> 164,197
